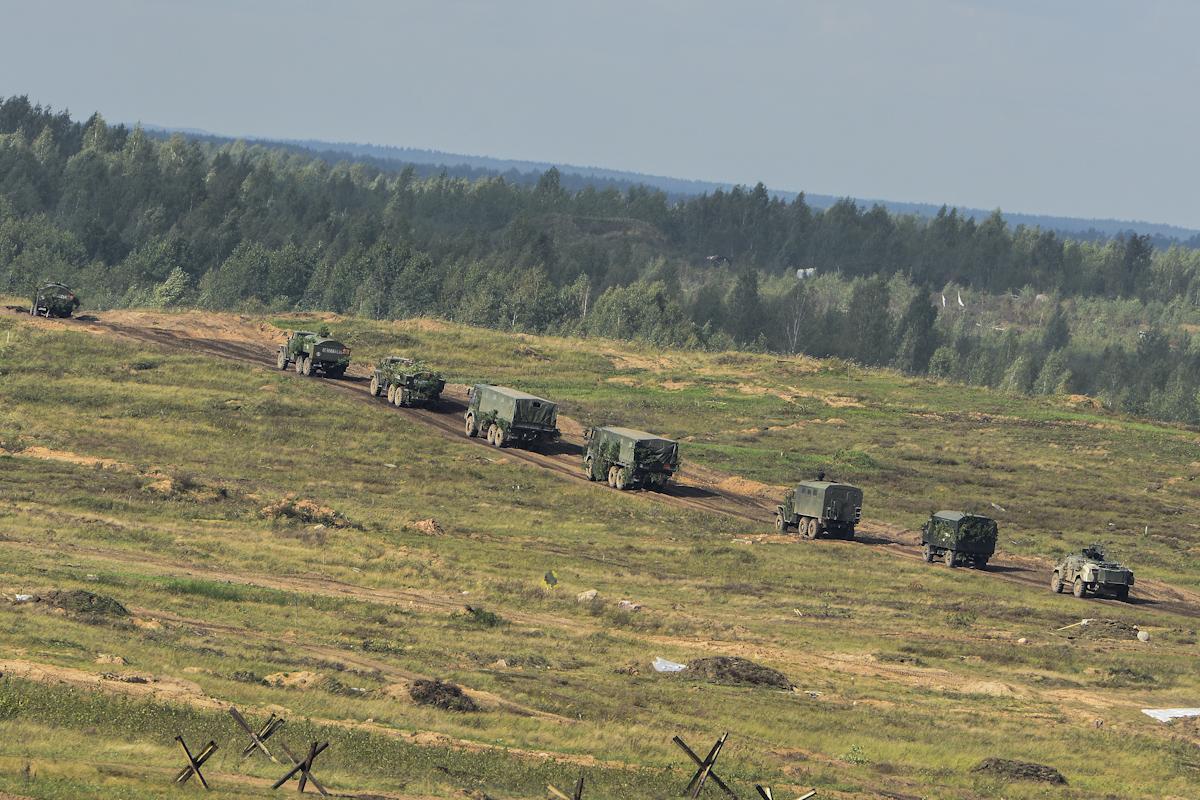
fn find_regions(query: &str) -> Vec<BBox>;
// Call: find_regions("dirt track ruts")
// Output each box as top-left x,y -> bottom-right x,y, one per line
16,310 -> 1200,620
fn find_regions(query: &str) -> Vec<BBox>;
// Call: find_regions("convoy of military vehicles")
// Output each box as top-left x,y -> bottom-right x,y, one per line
11,285 -> 1142,604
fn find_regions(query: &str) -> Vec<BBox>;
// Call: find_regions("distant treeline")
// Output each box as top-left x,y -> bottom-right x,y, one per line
4,94 -> 1200,424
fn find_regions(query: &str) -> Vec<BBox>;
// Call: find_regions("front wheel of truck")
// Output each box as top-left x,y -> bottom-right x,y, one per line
465,415 -> 477,437
1073,577 -> 1086,598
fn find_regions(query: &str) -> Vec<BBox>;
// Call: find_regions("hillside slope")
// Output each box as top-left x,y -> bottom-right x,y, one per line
1,306 -> 1199,799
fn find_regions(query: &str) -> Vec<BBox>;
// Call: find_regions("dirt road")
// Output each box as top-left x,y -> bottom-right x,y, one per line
12,308 -> 1200,620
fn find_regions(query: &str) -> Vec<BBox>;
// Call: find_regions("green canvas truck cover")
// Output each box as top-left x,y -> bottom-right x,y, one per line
475,385 -> 557,428
927,511 -> 997,554
594,426 -> 678,467
792,481 -> 862,523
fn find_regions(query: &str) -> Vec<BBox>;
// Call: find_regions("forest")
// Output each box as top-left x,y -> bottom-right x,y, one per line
5,94 -> 1200,424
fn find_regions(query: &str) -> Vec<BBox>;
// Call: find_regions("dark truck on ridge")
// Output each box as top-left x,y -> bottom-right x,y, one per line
775,480 -> 863,539
583,425 -> 678,491
921,510 -> 997,568
464,384 -> 560,449
30,282 -> 80,318
276,331 -> 351,378
369,356 -> 445,407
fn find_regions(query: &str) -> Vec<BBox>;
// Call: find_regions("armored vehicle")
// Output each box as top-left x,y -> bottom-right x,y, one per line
583,426 -> 679,491
30,282 -> 80,318
775,480 -> 863,539
464,384 -> 559,448
369,356 -> 445,407
276,331 -> 351,378
1052,544 -> 1134,600
921,511 -> 997,569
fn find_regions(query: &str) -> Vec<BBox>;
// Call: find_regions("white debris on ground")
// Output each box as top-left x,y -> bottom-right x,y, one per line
652,657 -> 686,673
1142,708 -> 1200,722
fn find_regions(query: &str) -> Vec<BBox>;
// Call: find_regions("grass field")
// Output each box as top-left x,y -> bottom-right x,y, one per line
1,305 -> 1198,799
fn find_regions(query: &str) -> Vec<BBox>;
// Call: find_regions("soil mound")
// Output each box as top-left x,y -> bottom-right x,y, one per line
971,758 -> 1066,784
45,589 -> 128,618
260,496 -> 355,528
686,657 -> 792,690
409,679 -> 478,712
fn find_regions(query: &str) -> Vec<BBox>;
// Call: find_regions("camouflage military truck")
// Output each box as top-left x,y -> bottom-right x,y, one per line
276,331 -> 351,378
1052,544 -> 1134,600
583,426 -> 679,491
921,510 -> 997,569
30,282 -> 80,318
463,384 -> 559,448
775,480 -> 863,539
369,356 -> 445,407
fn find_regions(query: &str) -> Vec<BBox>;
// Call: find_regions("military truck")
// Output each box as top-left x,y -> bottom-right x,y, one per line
276,331 -> 351,378
583,426 -> 679,491
463,384 -> 559,448
1052,544 -> 1134,600
30,282 -> 80,318
921,511 -> 997,569
369,356 -> 445,407
775,480 -> 863,539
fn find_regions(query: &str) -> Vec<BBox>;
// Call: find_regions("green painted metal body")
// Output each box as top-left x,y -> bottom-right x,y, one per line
30,282 -> 80,318
278,331 -> 351,376
921,511 -> 997,568
777,481 -> 863,538
373,356 -> 445,406
583,425 -> 679,490
465,384 -> 559,447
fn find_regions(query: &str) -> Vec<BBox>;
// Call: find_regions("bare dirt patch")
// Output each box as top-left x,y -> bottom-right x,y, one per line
260,496 -> 355,528
14,446 -> 131,472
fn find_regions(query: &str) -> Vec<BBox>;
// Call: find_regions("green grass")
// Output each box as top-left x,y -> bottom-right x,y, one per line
0,308 -> 1198,798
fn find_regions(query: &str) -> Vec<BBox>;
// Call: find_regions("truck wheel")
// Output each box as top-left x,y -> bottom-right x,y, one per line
369,376 -> 380,396
489,425 -> 503,447
294,356 -> 304,374
387,385 -> 396,403
775,514 -> 787,533
1073,577 -> 1086,598
1051,572 -> 1063,593
277,350 -> 288,370
615,467 -> 630,490
397,388 -> 408,407
945,549 -> 957,568
301,357 -> 313,377
607,466 -> 618,487
465,415 -> 477,437
922,544 -> 934,563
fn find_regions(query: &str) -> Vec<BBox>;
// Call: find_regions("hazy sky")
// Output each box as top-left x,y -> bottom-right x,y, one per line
4,0 -> 1198,226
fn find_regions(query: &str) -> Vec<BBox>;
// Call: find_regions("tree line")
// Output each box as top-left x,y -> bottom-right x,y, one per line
5,95 -> 1200,424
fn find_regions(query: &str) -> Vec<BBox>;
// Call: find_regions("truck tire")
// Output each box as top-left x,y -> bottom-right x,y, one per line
584,457 -> 597,481
294,356 -> 304,374
775,513 -> 787,533
465,414 -> 476,437
1073,577 -> 1086,598
1051,572 -> 1063,593
396,388 -> 408,407
614,467 -> 630,490
277,350 -> 288,370
945,549 -> 957,568
369,375 -> 380,396
607,466 -> 618,487
301,357 -> 313,377
489,424 -> 503,447
922,543 -> 934,563
387,385 -> 396,403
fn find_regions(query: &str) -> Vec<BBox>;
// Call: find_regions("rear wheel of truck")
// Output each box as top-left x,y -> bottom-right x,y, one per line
301,357 -> 313,377
1051,572 -> 1063,593
945,549 -> 957,568
489,424 -> 503,447
369,375 -> 380,396
615,467 -> 630,490
396,388 -> 408,407
465,415 -> 476,437
387,385 -> 396,403
607,466 -> 618,487
277,350 -> 288,370
1073,577 -> 1086,598
294,356 -> 304,374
